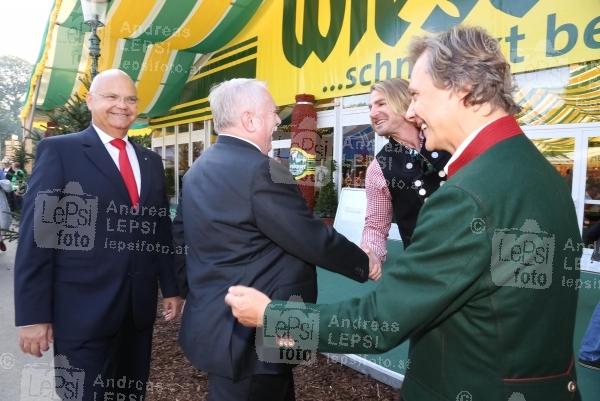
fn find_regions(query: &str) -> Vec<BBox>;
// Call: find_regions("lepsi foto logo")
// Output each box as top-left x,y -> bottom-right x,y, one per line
491,219 -> 555,289
258,296 -> 319,365
34,182 -> 98,251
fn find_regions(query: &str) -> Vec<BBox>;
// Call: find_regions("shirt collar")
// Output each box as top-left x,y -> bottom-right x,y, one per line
218,134 -> 262,152
93,124 -> 130,146
444,120 -> 494,174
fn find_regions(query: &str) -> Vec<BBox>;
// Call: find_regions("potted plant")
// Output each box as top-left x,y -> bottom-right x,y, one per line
313,159 -> 338,225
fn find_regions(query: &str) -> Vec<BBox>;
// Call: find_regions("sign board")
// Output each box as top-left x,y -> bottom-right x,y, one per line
333,187 -> 401,245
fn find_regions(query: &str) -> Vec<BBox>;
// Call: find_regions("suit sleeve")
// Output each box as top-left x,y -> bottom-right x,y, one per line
155,157 -> 179,298
251,158 -> 368,282
14,139 -> 64,326
171,196 -> 188,298
265,184 -> 491,353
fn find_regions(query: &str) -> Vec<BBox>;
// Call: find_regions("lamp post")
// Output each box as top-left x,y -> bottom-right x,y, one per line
80,0 -> 108,78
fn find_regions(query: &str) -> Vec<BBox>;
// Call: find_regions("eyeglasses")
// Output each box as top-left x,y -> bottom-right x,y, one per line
93,92 -> 138,105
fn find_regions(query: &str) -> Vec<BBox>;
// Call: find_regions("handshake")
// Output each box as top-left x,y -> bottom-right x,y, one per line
363,245 -> 382,281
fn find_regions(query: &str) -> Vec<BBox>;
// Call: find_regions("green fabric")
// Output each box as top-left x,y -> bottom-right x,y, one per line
39,6 -> 85,110
317,240 -> 409,375
145,51 -> 197,117
185,0 -> 263,53
118,39 -> 148,82
266,133 -> 582,401
136,0 -> 198,43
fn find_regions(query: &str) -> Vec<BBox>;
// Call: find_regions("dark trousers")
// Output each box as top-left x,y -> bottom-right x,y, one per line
207,371 -> 295,401
53,306 -> 153,401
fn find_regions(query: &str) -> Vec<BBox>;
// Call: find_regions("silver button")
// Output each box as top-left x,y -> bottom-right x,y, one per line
439,181 -> 445,186
406,162 -> 413,169
439,171 -> 446,177
432,152 -> 439,158
567,381 -> 576,392
418,188 -> 426,196
414,180 -> 422,187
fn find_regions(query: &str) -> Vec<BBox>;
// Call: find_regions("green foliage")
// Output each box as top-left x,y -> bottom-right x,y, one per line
11,141 -> 34,169
130,133 -> 152,149
314,159 -> 338,218
46,78 -> 91,135
0,56 -> 32,150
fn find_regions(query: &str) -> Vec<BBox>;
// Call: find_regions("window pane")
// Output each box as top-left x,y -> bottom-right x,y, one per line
342,125 -> 374,189
273,148 -> 290,169
530,137 -> 574,191
316,127 -> 333,163
151,129 -> 163,139
273,129 -> 291,141
178,123 -> 189,133
192,121 -> 204,131
192,141 -> 204,161
165,125 -> 175,136
586,137 -> 600,200
178,143 -> 189,197
583,204 -> 600,246
514,59 -> 600,126
179,143 -> 189,172
164,145 -> 175,205
153,146 -> 161,156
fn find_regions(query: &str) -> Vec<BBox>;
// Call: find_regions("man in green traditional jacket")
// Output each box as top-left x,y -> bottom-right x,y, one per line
225,25 -> 582,401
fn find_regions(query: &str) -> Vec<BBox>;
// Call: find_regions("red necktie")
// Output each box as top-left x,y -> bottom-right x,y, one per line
110,138 -> 140,207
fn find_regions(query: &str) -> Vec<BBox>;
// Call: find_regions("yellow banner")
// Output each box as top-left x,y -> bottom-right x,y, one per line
233,0 -> 600,105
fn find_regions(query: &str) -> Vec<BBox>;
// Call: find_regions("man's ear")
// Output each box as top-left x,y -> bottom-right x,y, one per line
86,93 -> 93,109
240,110 -> 255,132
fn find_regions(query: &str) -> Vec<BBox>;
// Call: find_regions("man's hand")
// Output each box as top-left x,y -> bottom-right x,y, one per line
162,296 -> 183,321
19,323 -> 53,357
224,286 -> 271,327
362,246 -> 382,281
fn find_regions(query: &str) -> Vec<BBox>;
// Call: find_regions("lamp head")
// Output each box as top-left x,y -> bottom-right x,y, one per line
80,0 -> 108,25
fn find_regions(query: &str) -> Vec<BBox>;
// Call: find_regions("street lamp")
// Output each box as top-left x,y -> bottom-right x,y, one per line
80,0 -> 108,78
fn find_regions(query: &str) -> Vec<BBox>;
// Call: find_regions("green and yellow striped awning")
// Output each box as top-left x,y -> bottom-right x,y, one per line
516,60 -> 600,126
21,0 -> 264,124
21,0 -> 600,131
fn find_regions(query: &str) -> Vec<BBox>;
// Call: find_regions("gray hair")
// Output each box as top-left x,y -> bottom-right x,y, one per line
408,25 -> 520,115
208,78 -> 268,133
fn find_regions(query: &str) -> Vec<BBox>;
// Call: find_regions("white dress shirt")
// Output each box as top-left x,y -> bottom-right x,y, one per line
93,124 -> 142,195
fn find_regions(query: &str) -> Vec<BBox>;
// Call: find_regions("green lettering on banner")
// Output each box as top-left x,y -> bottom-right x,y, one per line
350,0 -> 367,54
505,25 -> 526,63
490,0 -> 539,18
421,0 -> 476,32
375,0 -> 410,46
584,16 -> 600,49
546,13 -> 577,57
282,0 -> 345,68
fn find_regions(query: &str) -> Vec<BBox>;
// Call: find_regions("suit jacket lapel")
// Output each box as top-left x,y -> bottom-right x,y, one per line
81,126 -> 131,205
132,141 -> 152,206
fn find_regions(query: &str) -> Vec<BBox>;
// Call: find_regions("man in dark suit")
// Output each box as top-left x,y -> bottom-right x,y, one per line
178,78 -> 374,401
14,69 -> 182,401
226,26 -> 582,401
